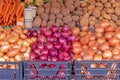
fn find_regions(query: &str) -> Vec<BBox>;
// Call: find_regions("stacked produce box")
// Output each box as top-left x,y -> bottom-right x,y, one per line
0,0 -> 120,80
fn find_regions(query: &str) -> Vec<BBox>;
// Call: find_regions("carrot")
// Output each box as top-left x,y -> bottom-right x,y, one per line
16,4 -> 22,16
4,0 -> 8,3
0,3 -> 4,15
2,4 -> 6,16
17,6 -> 24,20
11,0 -> 13,3
0,1 -> 2,15
6,5 -> 13,22
9,3 -> 16,15
3,3 -> 10,19
16,0 -> 20,3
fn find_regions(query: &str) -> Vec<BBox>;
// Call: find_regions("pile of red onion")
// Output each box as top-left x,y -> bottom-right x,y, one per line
27,26 -> 76,61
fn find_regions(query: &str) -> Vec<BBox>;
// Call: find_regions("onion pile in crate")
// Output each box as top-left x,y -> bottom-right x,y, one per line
72,20 -> 120,61
0,26 -> 37,63
27,26 -> 76,61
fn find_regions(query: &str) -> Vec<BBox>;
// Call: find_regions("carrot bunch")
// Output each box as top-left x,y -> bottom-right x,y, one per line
0,0 -> 24,26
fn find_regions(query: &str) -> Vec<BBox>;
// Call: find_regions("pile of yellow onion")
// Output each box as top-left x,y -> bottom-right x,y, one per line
0,26 -> 37,62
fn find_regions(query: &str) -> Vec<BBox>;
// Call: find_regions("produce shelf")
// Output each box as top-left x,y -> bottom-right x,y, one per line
23,61 -> 72,80
74,60 -> 120,80
0,62 -> 23,80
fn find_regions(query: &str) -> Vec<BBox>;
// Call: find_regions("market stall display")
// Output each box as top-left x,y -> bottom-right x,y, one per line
0,0 -> 120,80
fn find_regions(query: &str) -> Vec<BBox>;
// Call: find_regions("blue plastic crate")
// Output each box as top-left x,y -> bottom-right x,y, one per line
74,60 -> 120,80
0,62 -> 23,80
23,61 -> 72,80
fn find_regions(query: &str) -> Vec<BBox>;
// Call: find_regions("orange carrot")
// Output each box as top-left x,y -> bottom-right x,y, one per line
0,1 -> 2,14
2,4 -> 6,16
6,4 -> 13,22
17,6 -> 24,20
16,4 -> 22,16
16,0 -> 20,3
4,0 -> 7,3
3,3 -> 10,18
9,3 -> 16,15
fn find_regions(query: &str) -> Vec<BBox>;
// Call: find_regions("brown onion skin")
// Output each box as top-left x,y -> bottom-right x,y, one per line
109,37 -> 119,46
72,27 -> 80,36
99,20 -> 110,29
104,32 -> 114,40
105,25 -> 115,32
83,54 -> 93,60
103,50 -> 113,59
7,49 -> 19,58
72,41 -> 81,48
97,37 -> 106,44
94,54 -> 102,61
95,27 -> 104,33
113,54 -> 120,60
98,42 -> 110,51
112,48 -> 120,55
87,48 -> 95,55
80,36 -> 89,45
115,31 -> 120,39
73,46 -> 82,55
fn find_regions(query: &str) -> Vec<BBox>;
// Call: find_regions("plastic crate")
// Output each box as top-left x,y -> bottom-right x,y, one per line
74,60 -> 120,80
0,62 -> 23,80
23,61 -> 72,80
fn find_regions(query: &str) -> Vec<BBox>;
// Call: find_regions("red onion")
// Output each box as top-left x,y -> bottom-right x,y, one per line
48,57 -> 51,61
51,57 -> 58,61
30,52 -> 36,60
60,64 -> 65,69
50,49 -> 58,57
38,34 -> 46,43
32,42 -> 37,49
30,70 -> 38,79
62,26 -> 69,31
53,31 -> 61,38
41,49 -> 49,55
55,43 -> 62,50
63,44 -> 72,51
39,63 -> 47,68
62,30 -> 71,37
27,30 -> 32,37
45,42 -> 54,50
48,64 -> 56,68
64,56 -> 71,61
37,42 -> 44,50
30,64 -> 35,68
57,71 -> 65,79
39,54 -> 48,61
31,30 -> 38,37
44,29 -> 52,36
67,34 -> 76,42
51,25 -> 59,32
47,36 -> 57,42
58,53 -> 64,61
59,37 -> 67,44
30,66 -> 38,79
40,26 -> 48,34
69,51 -> 74,57
61,51 -> 69,57
33,47 -> 41,54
